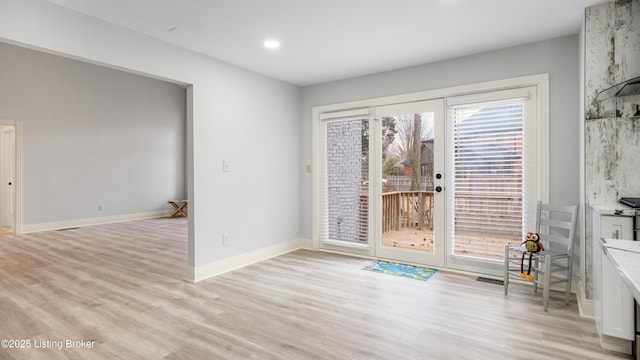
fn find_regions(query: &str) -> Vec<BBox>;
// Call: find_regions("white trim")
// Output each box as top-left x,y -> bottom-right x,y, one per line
598,335 -> 632,354
312,107 -> 321,251
578,16 -> 588,316
186,238 -> 310,283
374,100 -> 444,118
537,75 -> 550,204
578,279 -> 595,319
312,74 -> 549,113
319,108 -> 370,120
20,210 -> 172,233
298,238 -> 313,250
446,87 -> 530,107
322,239 -> 371,250
319,244 -> 373,258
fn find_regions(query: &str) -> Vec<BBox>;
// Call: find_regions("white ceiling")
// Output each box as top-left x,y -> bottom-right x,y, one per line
44,0 -> 607,87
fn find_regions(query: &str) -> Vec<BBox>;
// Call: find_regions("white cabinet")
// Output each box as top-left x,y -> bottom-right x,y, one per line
598,214 -> 633,241
600,243 -> 635,339
592,204 -> 634,354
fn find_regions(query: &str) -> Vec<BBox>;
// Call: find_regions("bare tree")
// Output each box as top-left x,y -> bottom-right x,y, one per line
388,116 -> 411,160
410,114 -> 421,190
385,113 -> 435,190
388,115 -> 432,158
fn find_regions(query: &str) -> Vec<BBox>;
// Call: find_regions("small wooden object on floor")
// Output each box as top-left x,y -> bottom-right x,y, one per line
168,200 -> 188,217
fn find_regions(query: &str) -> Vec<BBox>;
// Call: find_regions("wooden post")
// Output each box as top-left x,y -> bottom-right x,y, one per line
418,192 -> 425,229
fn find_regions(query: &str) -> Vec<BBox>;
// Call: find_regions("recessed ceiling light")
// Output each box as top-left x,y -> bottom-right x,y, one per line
264,40 -> 280,49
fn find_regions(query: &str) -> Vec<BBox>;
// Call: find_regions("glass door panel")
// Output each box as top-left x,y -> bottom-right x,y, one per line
445,88 -> 535,275
317,111 -> 374,256
374,99 -> 445,267
325,119 -> 369,245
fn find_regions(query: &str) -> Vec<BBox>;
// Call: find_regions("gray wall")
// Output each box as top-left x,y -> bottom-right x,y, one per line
301,35 -> 581,243
0,0 -> 303,273
0,42 -> 186,225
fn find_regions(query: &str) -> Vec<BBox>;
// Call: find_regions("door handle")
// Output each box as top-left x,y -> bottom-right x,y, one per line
435,173 -> 442,179
435,186 -> 443,192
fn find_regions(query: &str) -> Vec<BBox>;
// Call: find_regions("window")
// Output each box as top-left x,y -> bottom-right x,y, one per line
446,86 -> 542,271
449,98 -> 525,257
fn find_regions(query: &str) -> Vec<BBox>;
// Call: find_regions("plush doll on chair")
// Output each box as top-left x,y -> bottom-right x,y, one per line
520,231 -> 544,281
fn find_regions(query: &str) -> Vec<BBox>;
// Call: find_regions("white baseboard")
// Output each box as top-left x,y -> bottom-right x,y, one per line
298,237 -> 313,250
599,334 -> 633,355
20,210 -> 172,233
186,238 -> 311,283
577,279 -> 594,319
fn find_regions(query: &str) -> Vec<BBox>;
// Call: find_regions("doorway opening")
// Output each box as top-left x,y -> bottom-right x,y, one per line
0,120 -> 22,234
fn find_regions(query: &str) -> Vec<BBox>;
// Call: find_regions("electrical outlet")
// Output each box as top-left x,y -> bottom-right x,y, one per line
97,204 -> 103,212
223,160 -> 230,173
223,233 -> 230,246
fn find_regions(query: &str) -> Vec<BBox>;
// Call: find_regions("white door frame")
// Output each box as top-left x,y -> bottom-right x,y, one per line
0,120 -> 23,234
312,109 -> 374,258
312,74 -> 548,273
0,126 -> 14,227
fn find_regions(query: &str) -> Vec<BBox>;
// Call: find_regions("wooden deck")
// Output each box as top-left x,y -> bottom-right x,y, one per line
383,229 -> 519,260
381,190 -> 522,260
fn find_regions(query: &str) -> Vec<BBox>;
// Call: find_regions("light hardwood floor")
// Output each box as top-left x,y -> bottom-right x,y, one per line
0,218 -> 631,359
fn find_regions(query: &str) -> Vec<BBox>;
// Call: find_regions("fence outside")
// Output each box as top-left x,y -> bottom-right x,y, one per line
382,191 -> 434,232
385,176 -> 433,192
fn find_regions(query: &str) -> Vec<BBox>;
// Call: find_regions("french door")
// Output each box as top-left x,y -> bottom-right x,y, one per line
315,84 -> 542,275
374,100 -> 445,267
315,100 -> 445,268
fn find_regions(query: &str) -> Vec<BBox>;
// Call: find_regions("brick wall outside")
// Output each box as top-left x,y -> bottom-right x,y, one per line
326,120 -> 366,243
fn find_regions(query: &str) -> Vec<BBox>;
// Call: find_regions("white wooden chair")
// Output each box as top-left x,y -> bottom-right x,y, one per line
503,201 -> 579,311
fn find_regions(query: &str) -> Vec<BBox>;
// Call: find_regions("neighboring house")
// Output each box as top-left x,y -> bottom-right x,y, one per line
453,104 -> 523,188
399,139 -> 434,190
401,139 -> 434,178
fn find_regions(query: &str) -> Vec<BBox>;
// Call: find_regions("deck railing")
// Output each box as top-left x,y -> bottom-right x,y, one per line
382,191 -> 434,232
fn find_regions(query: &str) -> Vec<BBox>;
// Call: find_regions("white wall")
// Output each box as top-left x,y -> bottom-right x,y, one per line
0,0 -> 302,274
0,42 -> 186,225
300,35 -> 581,241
